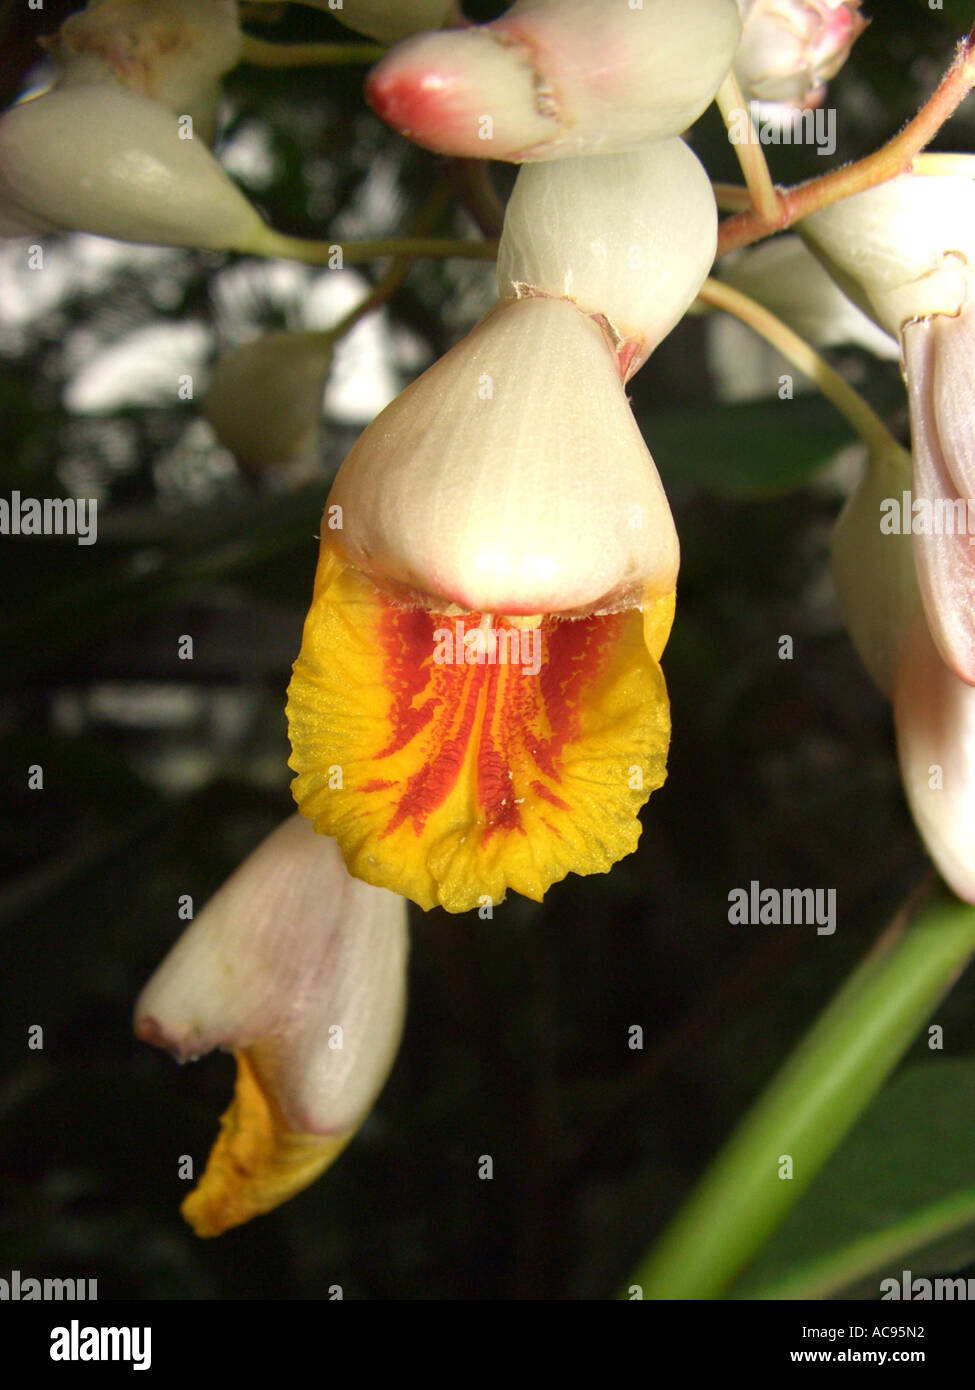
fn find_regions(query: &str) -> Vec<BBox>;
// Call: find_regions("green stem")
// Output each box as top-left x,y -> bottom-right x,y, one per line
238,35 -> 385,67
714,72 -> 783,226
717,21 -> 975,257
328,179 -> 456,338
247,227 -> 497,267
628,894 -> 975,1299
697,277 -> 901,461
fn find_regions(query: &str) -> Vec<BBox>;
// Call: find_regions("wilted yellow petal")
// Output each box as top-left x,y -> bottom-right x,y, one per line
182,1050 -> 352,1238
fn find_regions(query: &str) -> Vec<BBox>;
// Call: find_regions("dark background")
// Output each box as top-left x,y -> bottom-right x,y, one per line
1,0 -> 974,1300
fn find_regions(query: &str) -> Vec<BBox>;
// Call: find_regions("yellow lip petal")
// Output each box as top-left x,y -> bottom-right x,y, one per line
182,1050 -> 352,1239
286,542 -> 673,913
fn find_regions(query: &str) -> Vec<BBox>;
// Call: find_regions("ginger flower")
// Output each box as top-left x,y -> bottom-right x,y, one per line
365,0 -> 741,162
287,143 -> 717,913
802,173 -> 975,685
135,814 -> 409,1236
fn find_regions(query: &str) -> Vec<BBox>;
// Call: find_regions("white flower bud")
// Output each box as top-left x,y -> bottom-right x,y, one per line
204,331 -> 333,474
43,0 -> 242,145
366,0 -> 742,161
497,140 -> 717,369
328,294 -> 679,617
734,0 -> 866,107
831,445 -> 920,699
719,235 -> 898,358
0,84 -> 268,251
800,175 -> 975,338
902,303 -> 975,685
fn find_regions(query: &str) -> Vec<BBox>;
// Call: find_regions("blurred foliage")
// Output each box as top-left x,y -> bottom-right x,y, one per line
734,1061 -> 975,1300
1,0 -> 975,1301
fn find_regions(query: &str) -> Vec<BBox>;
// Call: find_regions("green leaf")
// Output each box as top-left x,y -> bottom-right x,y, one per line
731,1059 -> 975,1300
649,397 -> 852,499
628,897 -> 975,1300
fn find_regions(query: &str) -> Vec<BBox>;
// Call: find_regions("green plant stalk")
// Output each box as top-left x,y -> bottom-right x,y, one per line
248,228 -> 497,266
238,35 -> 385,67
717,21 -> 975,256
746,1189 -> 975,1300
714,70 -> 783,225
697,278 -> 900,462
629,895 -> 975,1299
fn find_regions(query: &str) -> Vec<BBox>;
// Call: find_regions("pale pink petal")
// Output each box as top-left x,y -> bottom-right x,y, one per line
905,315 -> 975,685
895,622 -> 975,904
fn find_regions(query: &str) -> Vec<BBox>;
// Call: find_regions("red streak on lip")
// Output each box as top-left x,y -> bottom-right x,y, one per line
531,780 -> 570,811
365,606 -> 622,843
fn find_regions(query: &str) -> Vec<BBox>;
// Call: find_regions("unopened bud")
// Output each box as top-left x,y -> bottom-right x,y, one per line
831,445 -> 920,699
43,0 -> 242,145
497,140 -> 717,373
0,85 -> 269,251
734,0 -> 866,108
719,236 -> 897,358
204,331 -> 333,475
800,174 -> 975,338
367,0 -> 742,162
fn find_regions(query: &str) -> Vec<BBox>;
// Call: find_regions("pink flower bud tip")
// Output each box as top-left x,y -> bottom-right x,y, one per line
367,68 -> 453,144
367,1 -> 742,162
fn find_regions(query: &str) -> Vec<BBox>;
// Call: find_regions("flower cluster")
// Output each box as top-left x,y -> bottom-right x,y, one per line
12,0 -> 975,1241
287,138 -> 718,914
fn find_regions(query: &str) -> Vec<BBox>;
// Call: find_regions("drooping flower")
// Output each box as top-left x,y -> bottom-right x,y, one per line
365,0 -> 742,161
0,83 -> 270,250
135,813 -> 409,1236
287,144 -> 717,913
803,174 -> 975,684
40,0 -> 242,145
734,0 -> 867,109
832,444 -> 975,904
